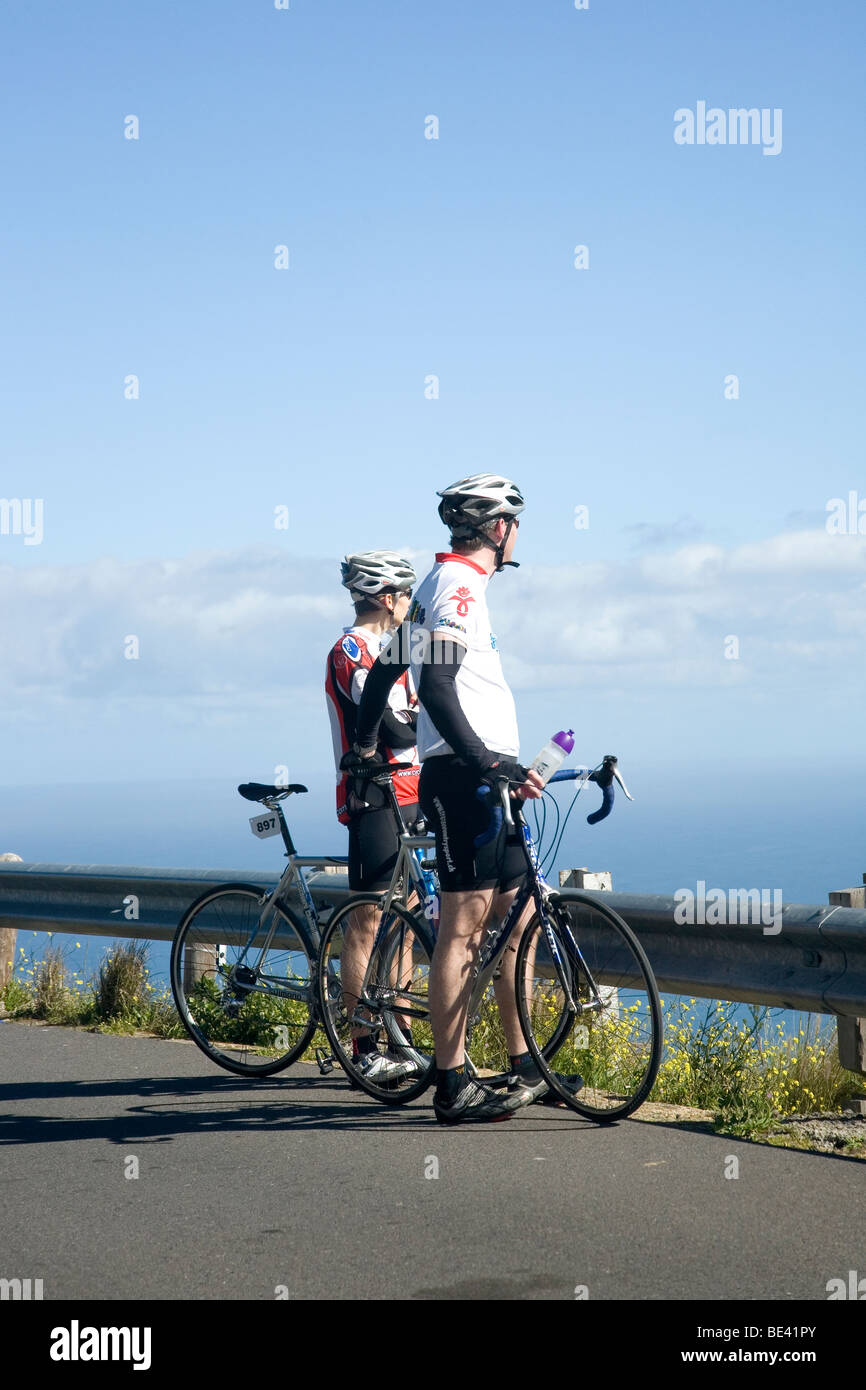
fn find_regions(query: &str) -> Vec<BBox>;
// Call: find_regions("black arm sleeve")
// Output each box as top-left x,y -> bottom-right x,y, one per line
355,622 -> 411,749
418,640 -> 515,776
379,707 -> 417,749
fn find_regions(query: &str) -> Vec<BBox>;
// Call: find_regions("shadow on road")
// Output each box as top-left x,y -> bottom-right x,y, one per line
0,1071 -> 609,1145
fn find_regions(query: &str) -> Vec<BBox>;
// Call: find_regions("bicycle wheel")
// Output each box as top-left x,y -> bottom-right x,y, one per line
515,891 -> 662,1120
170,883 -> 319,1077
318,895 -> 435,1104
463,940 -> 574,1084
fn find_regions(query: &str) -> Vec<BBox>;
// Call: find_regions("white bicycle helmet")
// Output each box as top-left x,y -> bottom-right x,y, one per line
340,551 -> 416,601
436,473 -> 525,535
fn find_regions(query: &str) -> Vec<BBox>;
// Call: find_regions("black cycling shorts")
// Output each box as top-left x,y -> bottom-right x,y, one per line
418,755 -> 525,893
347,801 -> 420,892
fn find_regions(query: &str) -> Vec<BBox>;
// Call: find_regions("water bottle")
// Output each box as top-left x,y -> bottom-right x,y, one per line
529,729 -> 574,786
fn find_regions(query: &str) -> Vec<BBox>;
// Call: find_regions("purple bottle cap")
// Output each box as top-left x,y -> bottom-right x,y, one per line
553,729 -> 574,754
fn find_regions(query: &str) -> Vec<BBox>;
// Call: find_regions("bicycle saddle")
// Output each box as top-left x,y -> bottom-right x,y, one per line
237,782 -> 308,801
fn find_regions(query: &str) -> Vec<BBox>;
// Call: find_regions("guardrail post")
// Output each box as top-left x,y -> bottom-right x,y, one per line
560,868 -> 618,1013
183,943 -> 218,992
0,854 -> 23,993
829,881 -> 866,1108
559,867 -> 612,891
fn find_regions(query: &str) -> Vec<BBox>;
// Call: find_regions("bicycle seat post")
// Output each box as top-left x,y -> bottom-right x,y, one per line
266,799 -> 297,858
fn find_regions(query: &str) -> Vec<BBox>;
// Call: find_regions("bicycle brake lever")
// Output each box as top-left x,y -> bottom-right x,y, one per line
612,765 -> 635,801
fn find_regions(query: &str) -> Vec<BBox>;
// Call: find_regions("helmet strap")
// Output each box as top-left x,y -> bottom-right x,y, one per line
488,517 -> 519,572
453,517 -> 519,571
351,591 -> 388,612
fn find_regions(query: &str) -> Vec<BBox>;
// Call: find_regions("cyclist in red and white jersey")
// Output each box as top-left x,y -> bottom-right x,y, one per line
351,476 -> 560,1122
325,550 -> 422,1085
326,552 -> 421,829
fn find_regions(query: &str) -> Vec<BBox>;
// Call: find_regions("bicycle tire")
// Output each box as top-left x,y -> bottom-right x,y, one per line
515,890 -> 662,1121
170,882 -> 319,1077
463,927 -> 575,1085
317,895 -> 435,1105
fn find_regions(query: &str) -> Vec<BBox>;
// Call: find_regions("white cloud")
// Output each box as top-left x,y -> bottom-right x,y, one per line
503,529 -> 866,691
0,549 -> 344,708
729,530 -> 866,574
2,529 -> 865,725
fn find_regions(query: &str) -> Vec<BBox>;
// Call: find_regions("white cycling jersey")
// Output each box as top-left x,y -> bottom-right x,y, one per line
407,552 -> 519,760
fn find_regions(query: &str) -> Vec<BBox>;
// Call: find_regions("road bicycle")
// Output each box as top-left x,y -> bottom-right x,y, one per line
170,781 -> 348,1077
169,779 -> 438,1079
316,769 -> 441,1102
317,757 -> 663,1120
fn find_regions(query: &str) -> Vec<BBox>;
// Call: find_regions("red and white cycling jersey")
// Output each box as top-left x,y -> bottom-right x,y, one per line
325,625 -> 421,824
407,552 -> 520,760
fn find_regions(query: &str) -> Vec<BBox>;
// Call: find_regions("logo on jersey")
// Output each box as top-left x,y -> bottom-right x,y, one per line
450,585 -> 475,618
408,598 -> 426,623
341,634 -> 362,661
490,632 -> 498,650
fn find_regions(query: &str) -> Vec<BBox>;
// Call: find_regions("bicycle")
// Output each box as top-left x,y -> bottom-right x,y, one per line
317,756 -> 663,1120
315,767 -> 441,1103
170,781 -> 349,1077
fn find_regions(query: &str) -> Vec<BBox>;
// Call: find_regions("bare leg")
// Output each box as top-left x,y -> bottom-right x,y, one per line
490,888 -> 539,1057
386,918 -> 415,1037
340,903 -> 380,1039
429,888 -> 495,1069
343,900 -> 416,1039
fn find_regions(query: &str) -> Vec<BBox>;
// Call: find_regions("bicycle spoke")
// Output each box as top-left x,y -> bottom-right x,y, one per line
171,886 -> 318,1076
516,894 -> 662,1119
317,896 -> 435,1104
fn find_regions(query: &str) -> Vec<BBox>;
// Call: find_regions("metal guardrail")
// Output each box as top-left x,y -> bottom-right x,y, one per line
0,862 -> 348,947
560,893 -> 866,1017
2,862 -> 866,1018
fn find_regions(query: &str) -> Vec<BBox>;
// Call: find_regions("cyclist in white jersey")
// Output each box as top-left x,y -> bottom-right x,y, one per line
352,474 -> 561,1124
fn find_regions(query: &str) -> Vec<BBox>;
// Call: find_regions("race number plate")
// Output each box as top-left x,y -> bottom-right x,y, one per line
249,812 -> 280,839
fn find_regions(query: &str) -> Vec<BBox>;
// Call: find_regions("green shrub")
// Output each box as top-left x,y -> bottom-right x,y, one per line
1,973 -> 31,1014
93,941 -> 150,1022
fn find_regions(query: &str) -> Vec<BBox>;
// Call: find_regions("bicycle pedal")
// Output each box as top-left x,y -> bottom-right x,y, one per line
315,1048 -> 335,1076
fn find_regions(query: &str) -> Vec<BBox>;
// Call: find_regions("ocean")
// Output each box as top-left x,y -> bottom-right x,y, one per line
3,763 -> 863,1043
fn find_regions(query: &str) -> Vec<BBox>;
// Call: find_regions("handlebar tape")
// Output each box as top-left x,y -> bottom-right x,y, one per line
586,763 -> 615,824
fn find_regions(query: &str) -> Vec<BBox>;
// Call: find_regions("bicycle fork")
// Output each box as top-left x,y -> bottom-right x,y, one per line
542,906 -> 608,1019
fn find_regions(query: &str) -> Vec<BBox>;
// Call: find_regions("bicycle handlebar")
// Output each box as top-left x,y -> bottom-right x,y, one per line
472,755 -> 633,848
341,751 -> 635,848
338,754 -> 395,780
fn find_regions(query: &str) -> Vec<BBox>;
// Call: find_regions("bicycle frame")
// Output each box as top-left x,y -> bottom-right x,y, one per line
348,773 -> 615,1044
238,779 -> 437,1014
228,793 -> 345,1000
459,789 -> 610,1032
335,775 -> 437,1026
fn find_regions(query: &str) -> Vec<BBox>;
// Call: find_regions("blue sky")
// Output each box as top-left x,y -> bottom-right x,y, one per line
2,0 -> 865,825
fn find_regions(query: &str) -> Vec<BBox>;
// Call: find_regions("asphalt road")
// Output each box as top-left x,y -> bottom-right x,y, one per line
1,1021 -> 862,1301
